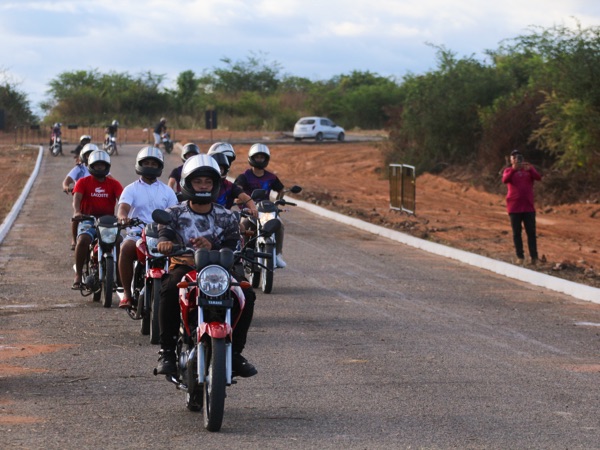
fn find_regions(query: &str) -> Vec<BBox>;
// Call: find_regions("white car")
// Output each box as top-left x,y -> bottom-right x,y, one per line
293,117 -> 345,142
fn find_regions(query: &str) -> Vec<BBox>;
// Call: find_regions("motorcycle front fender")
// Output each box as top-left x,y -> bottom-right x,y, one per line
147,267 -> 166,279
199,322 -> 232,340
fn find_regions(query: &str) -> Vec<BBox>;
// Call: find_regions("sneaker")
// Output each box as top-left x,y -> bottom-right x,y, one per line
275,254 -> 287,268
232,352 -> 257,378
529,258 -> 538,266
119,296 -> 134,309
515,257 -> 525,266
156,349 -> 177,375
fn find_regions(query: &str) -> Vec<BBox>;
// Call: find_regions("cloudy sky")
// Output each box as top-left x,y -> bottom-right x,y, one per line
1,0 -> 599,115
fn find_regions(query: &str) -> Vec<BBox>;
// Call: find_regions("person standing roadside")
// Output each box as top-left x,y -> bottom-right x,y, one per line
502,149 -> 542,266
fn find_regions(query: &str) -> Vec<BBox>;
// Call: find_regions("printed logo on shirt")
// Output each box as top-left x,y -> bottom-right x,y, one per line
91,187 -> 109,198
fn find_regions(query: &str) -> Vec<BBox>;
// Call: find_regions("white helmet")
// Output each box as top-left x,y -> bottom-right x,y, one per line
80,143 -> 99,166
135,146 -> 164,178
207,142 -> 236,165
179,155 -> 221,204
248,143 -> 270,169
87,150 -> 111,177
79,134 -> 91,144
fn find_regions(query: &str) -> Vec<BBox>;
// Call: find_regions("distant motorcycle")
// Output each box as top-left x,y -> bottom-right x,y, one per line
242,185 -> 302,293
50,133 -> 62,156
161,133 -> 173,154
103,134 -> 118,156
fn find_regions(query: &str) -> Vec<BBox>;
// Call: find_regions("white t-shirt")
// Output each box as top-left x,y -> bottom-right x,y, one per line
119,178 -> 179,235
67,164 -> 89,182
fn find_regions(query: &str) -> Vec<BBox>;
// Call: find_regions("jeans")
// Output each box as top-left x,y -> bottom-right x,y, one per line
509,212 -> 538,260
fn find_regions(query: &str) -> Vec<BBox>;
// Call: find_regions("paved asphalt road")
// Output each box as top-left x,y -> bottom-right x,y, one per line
1,144 -> 599,449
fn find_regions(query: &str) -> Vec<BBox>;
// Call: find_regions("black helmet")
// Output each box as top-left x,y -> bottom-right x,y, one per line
135,146 -> 164,178
207,142 -> 236,166
80,143 -> 99,166
181,143 -> 200,162
88,150 -> 111,177
180,155 -> 221,204
111,119 -> 119,127
210,152 -> 230,178
248,143 -> 270,169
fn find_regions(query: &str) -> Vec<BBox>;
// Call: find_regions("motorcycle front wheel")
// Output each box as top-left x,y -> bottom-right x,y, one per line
140,279 -> 151,336
260,243 -> 274,294
105,143 -> 116,156
150,278 -> 161,345
203,337 -> 226,432
102,256 -> 114,308
51,144 -> 61,156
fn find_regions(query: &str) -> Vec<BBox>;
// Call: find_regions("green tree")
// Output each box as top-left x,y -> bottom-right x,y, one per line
0,70 -> 36,128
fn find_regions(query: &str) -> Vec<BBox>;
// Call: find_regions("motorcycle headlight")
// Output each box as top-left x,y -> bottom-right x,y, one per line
198,265 -> 230,297
98,225 -> 119,244
146,236 -> 163,257
259,212 -> 277,225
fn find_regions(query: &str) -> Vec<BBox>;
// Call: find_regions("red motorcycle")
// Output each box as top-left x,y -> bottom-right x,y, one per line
152,209 -> 276,431
120,219 -> 168,345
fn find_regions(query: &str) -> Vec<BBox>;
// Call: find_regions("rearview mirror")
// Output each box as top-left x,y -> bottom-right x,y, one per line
152,209 -> 171,225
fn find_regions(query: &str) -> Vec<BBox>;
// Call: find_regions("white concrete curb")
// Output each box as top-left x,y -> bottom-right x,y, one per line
0,146 -> 43,244
291,198 -> 600,304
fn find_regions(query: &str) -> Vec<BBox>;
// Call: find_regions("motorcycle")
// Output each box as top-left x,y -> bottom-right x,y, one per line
161,132 -> 173,154
74,215 -> 120,308
151,209 -> 277,431
120,219 -> 168,344
50,133 -> 62,156
242,185 -> 302,294
103,134 -> 118,156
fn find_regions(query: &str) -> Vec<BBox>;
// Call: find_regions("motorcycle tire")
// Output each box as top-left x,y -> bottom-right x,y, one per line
51,144 -> 61,156
140,279 -> 151,336
260,243 -> 274,294
186,350 -> 203,412
150,278 -> 161,345
165,143 -> 173,154
106,144 -> 116,156
102,257 -> 114,308
203,337 -> 226,432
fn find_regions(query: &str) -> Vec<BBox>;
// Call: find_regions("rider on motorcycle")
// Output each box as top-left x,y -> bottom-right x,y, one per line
167,143 -> 200,193
104,119 -> 119,152
116,146 -> 179,309
49,122 -> 62,151
154,154 -> 258,378
207,143 -> 258,216
63,143 -> 99,250
71,150 -> 123,290
234,143 -> 288,268
153,117 -> 167,148
71,134 -> 92,157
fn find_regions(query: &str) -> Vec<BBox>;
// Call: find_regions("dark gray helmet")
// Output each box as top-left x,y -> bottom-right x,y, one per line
181,143 -> 200,162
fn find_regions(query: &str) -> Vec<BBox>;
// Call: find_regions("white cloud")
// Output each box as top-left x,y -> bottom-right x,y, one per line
1,0 -> 600,114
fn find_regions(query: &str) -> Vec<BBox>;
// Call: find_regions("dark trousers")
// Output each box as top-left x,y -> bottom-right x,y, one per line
159,264 -> 255,354
509,212 -> 538,260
